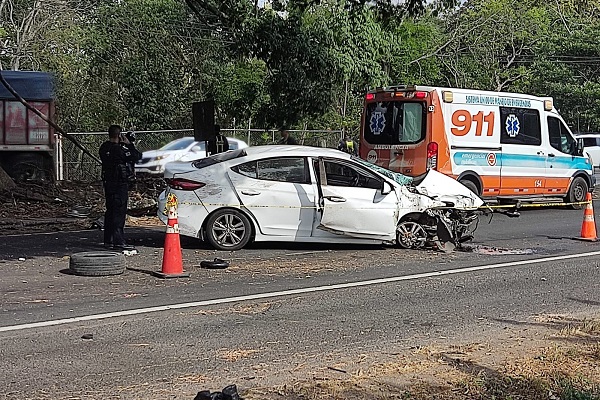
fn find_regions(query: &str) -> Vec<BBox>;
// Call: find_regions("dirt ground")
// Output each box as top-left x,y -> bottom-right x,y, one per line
2,180 -> 600,399
0,177 -> 165,235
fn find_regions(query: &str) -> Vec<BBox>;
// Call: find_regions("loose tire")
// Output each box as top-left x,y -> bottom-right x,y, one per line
397,220 -> 428,249
567,176 -> 588,209
459,179 -> 479,196
205,209 -> 252,251
69,251 -> 126,276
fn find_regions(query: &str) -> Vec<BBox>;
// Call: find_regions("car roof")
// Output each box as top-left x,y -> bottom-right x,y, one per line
242,145 -> 350,159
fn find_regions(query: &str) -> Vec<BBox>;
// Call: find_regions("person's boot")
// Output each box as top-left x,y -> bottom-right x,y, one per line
222,385 -> 241,400
193,390 -> 211,400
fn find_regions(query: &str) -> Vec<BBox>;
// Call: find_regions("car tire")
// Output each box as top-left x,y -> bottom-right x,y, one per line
205,209 -> 252,251
69,251 -> 126,276
459,179 -> 479,196
567,176 -> 588,210
396,220 -> 428,249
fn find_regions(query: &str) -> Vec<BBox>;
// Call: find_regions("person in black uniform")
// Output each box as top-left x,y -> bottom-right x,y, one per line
99,125 -> 142,251
206,124 -> 230,156
278,126 -> 298,145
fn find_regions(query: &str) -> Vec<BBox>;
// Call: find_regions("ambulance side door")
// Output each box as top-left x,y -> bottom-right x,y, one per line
498,107 -> 546,195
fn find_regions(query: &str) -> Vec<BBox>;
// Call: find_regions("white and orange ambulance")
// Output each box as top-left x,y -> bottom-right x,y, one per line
359,85 -> 594,203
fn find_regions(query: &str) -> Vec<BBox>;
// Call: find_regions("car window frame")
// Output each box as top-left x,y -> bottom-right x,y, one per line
313,157 -> 384,190
231,156 -> 311,184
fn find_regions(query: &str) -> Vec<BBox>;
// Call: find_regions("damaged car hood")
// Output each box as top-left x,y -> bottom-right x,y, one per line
415,170 -> 484,210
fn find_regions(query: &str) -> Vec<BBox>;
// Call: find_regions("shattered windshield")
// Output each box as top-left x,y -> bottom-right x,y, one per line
353,157 -> 413,185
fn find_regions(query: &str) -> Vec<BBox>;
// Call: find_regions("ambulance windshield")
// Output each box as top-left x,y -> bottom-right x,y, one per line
364,101 -> 425,145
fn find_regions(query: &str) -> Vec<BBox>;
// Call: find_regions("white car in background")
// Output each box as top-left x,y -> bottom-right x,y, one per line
574,133 -> 600,170
158,146 -> 484,251
135,136 -> 248,175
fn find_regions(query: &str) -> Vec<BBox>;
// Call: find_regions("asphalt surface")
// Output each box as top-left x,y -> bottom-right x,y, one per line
1,205 -> 600,399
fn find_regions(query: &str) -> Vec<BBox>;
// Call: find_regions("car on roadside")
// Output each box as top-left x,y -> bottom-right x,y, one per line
157,146 -> 485,251
574,132 -> 600,170
135,136 -> 248,175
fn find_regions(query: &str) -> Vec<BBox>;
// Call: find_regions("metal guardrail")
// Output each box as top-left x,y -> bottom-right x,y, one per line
57,128 -> 344,181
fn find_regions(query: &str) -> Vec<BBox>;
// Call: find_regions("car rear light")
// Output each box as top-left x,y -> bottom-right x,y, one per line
165,178 -> 206,191
365,93 -> 375,101
427,142 -> 438,170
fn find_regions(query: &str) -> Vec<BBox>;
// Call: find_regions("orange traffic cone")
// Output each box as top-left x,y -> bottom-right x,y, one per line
575,192 -> 598,242
153,206 -> 190,278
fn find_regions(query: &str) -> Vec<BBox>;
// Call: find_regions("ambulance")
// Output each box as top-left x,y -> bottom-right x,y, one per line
359,85 -> 594,203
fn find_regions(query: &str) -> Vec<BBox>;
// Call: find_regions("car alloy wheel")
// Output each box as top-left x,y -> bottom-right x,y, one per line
397,221 -> 428,249
206,209 -> 252,251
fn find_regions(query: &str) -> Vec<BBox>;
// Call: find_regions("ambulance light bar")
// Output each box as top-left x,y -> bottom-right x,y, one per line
544,100 -> 553,111
365,93 -> 375,100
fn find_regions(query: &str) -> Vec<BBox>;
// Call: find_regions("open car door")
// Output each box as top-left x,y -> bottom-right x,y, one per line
314,157 -> 399,241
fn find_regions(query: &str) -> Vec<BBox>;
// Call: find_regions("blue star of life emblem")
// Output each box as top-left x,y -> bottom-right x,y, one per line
505,114 -> 520,138
370,111 -> 386,135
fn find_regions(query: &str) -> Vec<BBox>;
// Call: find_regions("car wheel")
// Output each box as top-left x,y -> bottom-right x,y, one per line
397,221 -> 427,249
69,251 -> 126,276
459,179 -> 479,196
567,176 -> 588,209
205,209 -> 252,251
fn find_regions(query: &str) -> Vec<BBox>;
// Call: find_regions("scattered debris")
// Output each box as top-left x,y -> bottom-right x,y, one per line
200,258 -> 230,269
461,245 -> 535,255
81,334 -> 93,340
194,384 -> 243,400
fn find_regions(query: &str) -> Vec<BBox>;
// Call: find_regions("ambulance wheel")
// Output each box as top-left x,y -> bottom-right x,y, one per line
567,177 -> 588,209
397,221 -> 427,249
459,179 -> 480,196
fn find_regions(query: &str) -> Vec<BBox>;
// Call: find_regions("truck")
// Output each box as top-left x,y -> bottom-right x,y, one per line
0,70 -> 55,181
359,85 -> 594,205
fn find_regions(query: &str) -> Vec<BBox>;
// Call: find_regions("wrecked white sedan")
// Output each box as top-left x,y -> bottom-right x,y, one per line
158,146 -> 484,251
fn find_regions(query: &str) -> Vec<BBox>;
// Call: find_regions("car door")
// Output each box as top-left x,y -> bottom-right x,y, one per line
227,157 -> 316,237
312,157 -> 398,241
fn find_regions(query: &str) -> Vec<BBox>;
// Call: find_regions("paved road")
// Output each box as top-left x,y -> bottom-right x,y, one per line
1,206 -> 599,398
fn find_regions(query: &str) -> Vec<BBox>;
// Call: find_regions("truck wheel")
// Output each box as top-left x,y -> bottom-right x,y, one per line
6,154 -> 50,182
567,177 -> 588,209
459,179 -> 479,196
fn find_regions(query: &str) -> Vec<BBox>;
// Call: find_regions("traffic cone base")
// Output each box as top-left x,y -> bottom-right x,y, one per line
573,192 -> 598,242
154,207 -> 190,279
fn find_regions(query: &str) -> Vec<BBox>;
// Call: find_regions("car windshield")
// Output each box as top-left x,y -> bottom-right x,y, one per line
353,156 -> 413,185
160,137 -> 196,151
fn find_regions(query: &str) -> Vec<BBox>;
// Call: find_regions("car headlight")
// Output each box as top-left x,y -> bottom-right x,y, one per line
154,155 -> 167,161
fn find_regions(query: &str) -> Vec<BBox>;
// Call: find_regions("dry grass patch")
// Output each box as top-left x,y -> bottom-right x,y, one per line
244,317 -> 600,400
218,348 -> 259,362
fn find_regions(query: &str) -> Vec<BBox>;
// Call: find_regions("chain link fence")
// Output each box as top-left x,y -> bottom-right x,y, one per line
58,128 -> 343,181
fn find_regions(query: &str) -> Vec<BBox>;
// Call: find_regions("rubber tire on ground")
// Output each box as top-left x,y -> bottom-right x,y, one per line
69,251 -> 126,276
200,258 -> 230,269
205,209 -> 252,251
567,176 -> 588,210
459,179 -> 479,196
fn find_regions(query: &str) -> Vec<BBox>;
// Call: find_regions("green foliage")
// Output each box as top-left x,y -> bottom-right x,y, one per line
4,0 -> 600,133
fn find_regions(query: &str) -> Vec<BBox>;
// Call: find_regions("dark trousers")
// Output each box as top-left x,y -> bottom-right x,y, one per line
103,181 -> 128,246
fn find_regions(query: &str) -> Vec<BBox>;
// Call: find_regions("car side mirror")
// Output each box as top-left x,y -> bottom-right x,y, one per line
191,145 -> 202,153
382,181 -> 394,195
577,139 -> 584,156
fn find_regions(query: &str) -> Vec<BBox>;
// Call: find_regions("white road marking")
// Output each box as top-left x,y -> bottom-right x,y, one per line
2,250 -> 600,333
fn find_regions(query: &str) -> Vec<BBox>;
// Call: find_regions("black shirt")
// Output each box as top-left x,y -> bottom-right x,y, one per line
278,135 -> 298,145
99,141 -> 142,182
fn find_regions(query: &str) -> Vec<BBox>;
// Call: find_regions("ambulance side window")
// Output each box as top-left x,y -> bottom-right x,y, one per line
499,107 -> 541,146
548,117 -> 576,155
